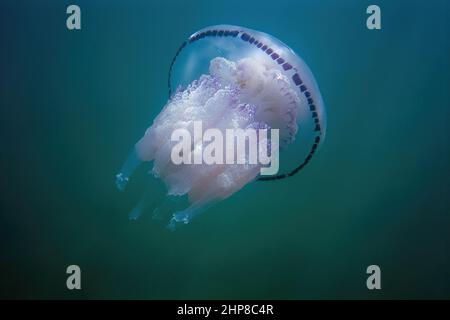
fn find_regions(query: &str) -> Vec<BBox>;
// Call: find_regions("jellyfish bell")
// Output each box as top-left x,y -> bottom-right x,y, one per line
116,25 -> 327,230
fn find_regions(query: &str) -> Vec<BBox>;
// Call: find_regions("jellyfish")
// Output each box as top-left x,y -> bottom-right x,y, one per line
116,25 -> 327,230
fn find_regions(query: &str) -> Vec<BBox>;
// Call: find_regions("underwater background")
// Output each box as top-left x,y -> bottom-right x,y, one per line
0,0 -> 449,299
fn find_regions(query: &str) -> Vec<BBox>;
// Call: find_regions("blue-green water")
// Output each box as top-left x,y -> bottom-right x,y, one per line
0,0 -> 449,299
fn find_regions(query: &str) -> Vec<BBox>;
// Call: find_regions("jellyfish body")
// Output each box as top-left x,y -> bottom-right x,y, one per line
116,25 -> 327,229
